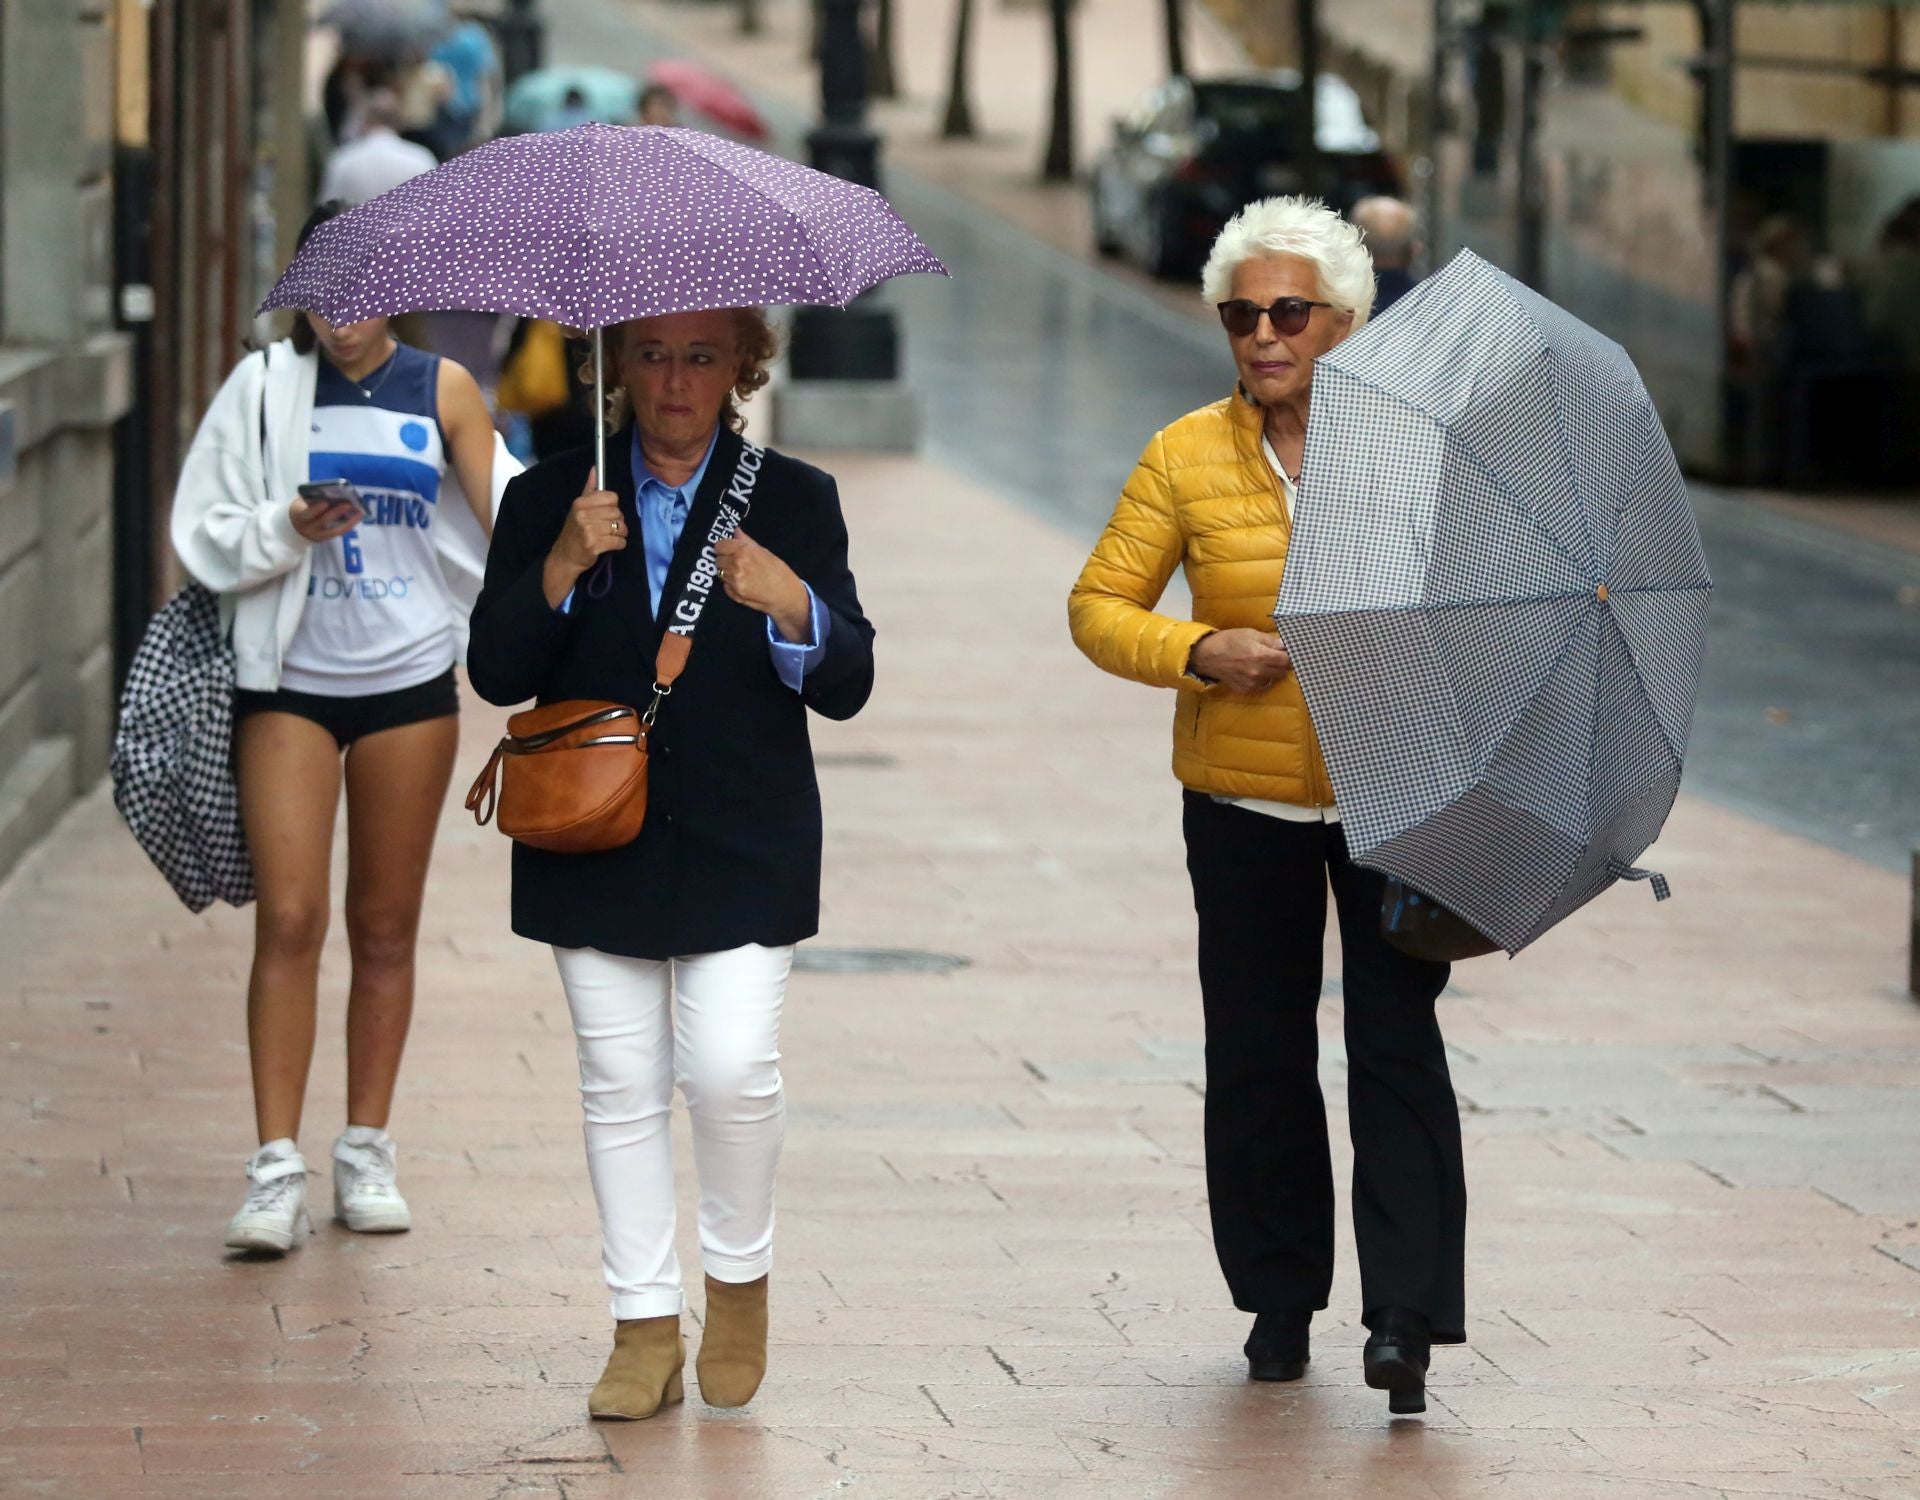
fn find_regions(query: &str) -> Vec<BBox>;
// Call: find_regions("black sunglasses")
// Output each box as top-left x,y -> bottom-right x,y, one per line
1217,296 -> 1333,338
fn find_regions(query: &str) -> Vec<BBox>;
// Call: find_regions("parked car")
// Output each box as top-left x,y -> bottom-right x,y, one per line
1091,72 -> 1401,279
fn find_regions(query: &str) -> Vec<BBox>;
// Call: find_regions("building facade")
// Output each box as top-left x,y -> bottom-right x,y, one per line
0,0 -> 304,886
0,0 -> 133,880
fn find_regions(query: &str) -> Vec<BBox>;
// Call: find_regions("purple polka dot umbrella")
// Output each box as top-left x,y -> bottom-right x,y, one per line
260,122 -> 950,510
263,123 -> 948,330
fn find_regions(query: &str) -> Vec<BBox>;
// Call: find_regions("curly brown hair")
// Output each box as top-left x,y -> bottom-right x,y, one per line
585,307 -> 780,437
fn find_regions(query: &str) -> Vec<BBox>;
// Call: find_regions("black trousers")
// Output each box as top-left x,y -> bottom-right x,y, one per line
1183,791 -> 1467,1343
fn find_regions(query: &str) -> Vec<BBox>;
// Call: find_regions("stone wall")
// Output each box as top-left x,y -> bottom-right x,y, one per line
0,0 -> 134,882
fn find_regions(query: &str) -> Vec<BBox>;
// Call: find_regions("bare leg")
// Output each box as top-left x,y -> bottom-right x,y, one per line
236,711 -> 344,1145
340,713 -> 459,1129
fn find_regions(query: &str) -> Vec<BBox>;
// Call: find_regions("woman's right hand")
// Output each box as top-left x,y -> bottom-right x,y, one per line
289,498 -> 360,544
543,467 -> 626,606
1188,629 -> 1293,694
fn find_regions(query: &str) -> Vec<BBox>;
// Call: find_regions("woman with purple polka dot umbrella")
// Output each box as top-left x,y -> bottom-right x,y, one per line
265,122 -> 943,1424
262,122 -> 948,488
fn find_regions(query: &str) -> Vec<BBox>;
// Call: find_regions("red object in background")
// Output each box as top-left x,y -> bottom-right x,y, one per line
646,60 -> 771,142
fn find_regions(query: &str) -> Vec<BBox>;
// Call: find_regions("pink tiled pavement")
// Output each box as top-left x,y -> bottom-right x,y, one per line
2,449 -> 1916,1497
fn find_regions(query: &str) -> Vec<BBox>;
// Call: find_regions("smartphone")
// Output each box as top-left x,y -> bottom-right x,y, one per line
297,478 -> 366,528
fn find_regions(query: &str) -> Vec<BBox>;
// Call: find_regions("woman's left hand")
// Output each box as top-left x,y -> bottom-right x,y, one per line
715,531 -> 812,643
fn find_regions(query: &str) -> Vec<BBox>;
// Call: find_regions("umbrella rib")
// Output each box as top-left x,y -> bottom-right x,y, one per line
1316,368 -> 1595,588
662,132 -> 864,306
1599,602 -> 1692,766
1455,593 -> 1597,809
1456,271 -> 1608,574
1480,277 -> 1592,567
1281,590 -> 1590,625
1289,591 -> 1594,830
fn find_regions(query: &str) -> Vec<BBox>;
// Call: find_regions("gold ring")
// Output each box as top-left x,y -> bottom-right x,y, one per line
610,520 -> 619,534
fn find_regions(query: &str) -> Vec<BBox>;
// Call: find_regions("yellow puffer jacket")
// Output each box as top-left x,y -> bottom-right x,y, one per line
1068,387 -> 1335,808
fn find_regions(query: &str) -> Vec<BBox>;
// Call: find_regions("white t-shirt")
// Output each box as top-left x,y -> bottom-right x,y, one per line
1211,434 -> 1341,826
318,129 -> 438,207
279,345 -> 458,696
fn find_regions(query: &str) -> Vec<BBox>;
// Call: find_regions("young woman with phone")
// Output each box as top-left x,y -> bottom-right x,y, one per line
171,202 -> 518,1255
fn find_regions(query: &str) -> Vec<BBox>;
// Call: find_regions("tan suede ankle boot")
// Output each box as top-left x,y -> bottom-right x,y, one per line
696,1274 -> 768,1408
587,1315 -> 685,1421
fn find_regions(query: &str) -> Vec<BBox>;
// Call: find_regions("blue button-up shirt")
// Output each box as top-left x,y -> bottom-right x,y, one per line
559,426 -> 830,693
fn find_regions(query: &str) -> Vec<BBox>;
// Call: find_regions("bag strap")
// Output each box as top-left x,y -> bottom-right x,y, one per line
465,740 -> 506,826
640,438 -> 767,727
258,346 -> 272,502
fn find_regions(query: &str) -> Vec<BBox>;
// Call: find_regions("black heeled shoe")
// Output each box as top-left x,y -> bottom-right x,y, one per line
1244,1311 -> 1311,1382
1363,1307 -> 1431,1415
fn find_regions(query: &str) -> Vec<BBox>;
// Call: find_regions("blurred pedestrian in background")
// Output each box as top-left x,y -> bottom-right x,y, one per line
639,83 -> 682,127
170,202 -> 515,1258
1864,196 -> 1920,372
319,89 -> 438,206
1350,195 -> 1421,314
422,17 -> 502,159
1729,215 -> 1810,379
1069,196 -> 1466,1418
1730,214 -> 1877,484
552,84 -> 600,133
466,308 -> 874,1422
496,319 -> 599,463
1864,197 -> 1920,477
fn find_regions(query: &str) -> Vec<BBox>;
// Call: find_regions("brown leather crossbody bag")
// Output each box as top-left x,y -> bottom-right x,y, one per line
464,439 -> 765,854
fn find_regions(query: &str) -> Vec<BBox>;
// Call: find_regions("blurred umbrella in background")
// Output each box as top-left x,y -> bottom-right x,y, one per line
503,65 -> 642,134
646,59 -> 771,141
326,0 -> 450,59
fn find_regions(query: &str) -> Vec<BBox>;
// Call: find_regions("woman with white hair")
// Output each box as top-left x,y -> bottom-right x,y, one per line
1068,196 -> 1465,1417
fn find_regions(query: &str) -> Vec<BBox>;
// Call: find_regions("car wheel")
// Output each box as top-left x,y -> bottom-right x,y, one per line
1091,171 -> 1123,259
1143,196 -> 1184,280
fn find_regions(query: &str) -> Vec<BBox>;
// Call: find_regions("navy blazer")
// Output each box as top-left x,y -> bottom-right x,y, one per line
466,423 -> 874,960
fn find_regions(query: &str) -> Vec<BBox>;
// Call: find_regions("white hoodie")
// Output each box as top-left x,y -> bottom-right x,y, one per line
170,338 -> 520,691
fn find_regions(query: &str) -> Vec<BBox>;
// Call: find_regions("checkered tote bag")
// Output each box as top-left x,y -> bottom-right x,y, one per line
110,582 -> 255,912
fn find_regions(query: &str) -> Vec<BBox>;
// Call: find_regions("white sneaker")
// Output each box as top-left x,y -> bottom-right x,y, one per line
224,1139 -> 311,1253
332,1126 -> 412,1233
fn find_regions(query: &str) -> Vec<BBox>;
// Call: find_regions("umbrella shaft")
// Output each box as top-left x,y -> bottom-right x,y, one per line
584,326 -> 616,602
593,325 -> 606,484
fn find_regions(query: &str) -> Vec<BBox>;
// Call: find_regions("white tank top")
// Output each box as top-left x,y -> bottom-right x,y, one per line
280,344 -> 458,696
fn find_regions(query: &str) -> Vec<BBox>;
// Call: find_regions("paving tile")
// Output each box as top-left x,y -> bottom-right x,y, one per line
0,1426 -> 142,1478
2,354 -> 1917,1498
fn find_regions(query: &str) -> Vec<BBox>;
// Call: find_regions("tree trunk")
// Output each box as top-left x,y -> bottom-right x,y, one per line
1297,0 -> 1320,177
739,0 -> 762,37
1042,0 -> 1075,181
1516,36 -> 1545,290
869,0 -> 899,99
940,0 -> 977,139
1164,0 -> 1187,79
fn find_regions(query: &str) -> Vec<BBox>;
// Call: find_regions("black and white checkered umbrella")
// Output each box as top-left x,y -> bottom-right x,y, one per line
1276,250 -> 1711,954
110,584 -> 254,914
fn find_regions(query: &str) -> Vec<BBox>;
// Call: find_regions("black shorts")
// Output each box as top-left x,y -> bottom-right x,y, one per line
234,668 -> 458,749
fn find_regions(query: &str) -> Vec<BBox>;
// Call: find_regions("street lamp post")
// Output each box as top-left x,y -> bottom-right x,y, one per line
788,0 -> 899,380
1425,0 -> 1449,275
498,0 -> 545,88
780,0 -> 918,449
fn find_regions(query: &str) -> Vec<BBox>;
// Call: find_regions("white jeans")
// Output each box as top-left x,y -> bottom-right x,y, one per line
551,943 -> 791,1320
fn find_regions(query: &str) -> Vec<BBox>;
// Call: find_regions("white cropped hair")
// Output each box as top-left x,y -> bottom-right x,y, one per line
1201,195 -> 1375,331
